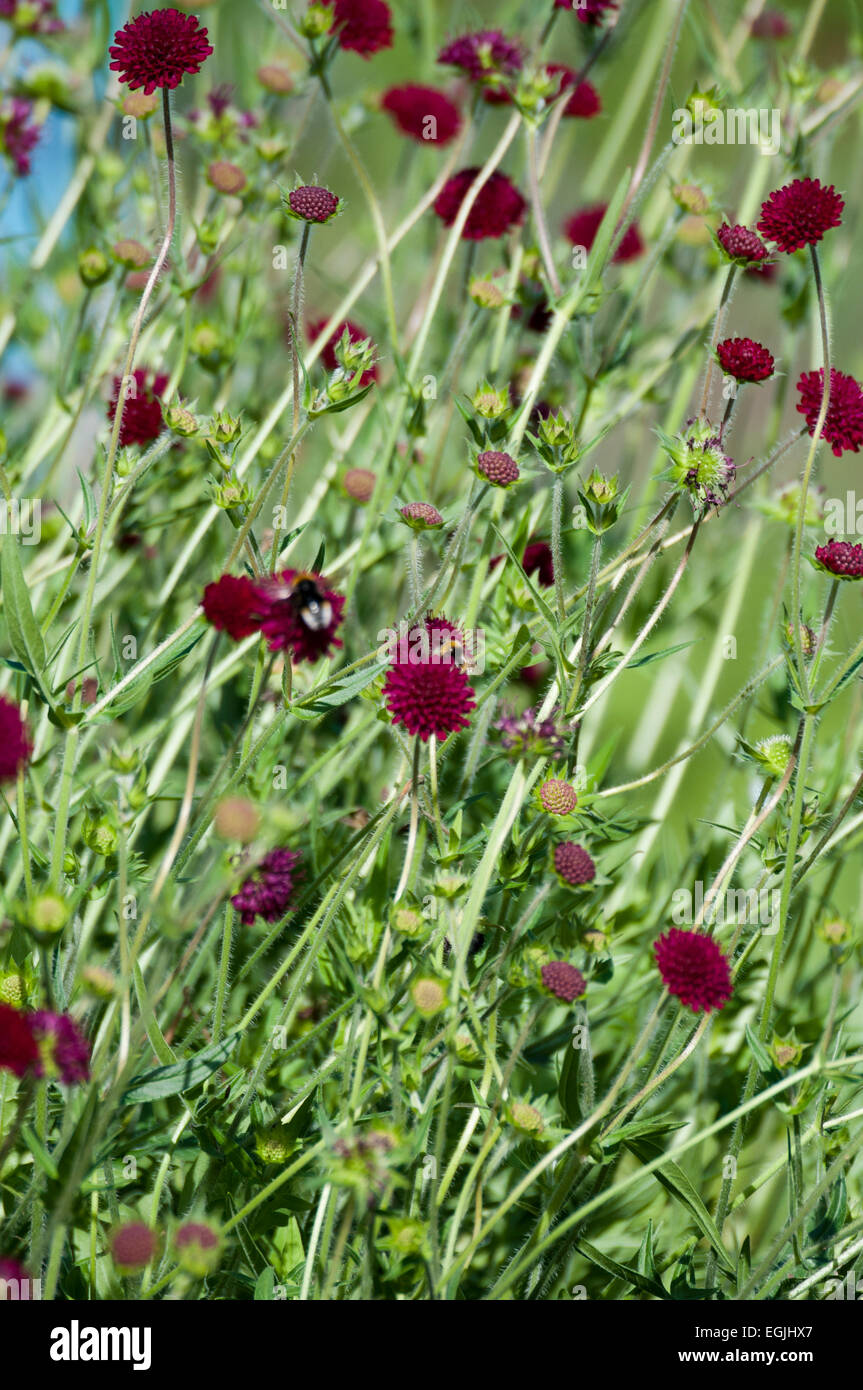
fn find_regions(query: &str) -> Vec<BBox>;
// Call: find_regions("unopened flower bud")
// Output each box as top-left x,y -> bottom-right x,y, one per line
79,247 -> 111,287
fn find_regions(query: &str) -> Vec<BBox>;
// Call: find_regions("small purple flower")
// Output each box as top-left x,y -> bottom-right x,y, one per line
0,97 -> 41,176
496,705 -> 576,759
28,1011 -> 90,1085
232,848 -> 302,925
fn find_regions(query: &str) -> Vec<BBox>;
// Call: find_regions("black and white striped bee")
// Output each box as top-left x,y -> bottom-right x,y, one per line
266,572 -> 333,632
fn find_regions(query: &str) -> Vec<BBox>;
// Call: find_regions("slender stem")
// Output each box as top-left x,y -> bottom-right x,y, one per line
395,739 -> 422,903
527,125 -> 560,298
48,89 -> 178,888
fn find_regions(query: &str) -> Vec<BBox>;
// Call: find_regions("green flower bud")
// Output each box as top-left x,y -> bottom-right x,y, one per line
28,892 -> 69,940
78,247 -> 111,288
83,814 -> 118,857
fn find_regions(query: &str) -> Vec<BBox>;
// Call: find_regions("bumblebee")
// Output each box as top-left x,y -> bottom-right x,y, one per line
268,572 -> 333,632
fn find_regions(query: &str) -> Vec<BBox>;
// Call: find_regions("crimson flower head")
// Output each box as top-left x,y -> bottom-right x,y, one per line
287,185 -> 340,224
0,97 -> 41,176
556,0 -> 618,24
813,540 -> 863,581
541,961 -> 586,1002
383,617 -> 476,743
308,318 -> 379,387
752,9 -> 792,39
328,0 -> 394,57
381,85 -> 461,145
400,502 -> 444,530
0,1003 -> 39,1078
716,337 -> 775,384
108,368 -> 167,448
715,222 -> 771,269
565,203 -> 644,262
109,9 -> 214,95
434,168 -> 526,241
202,570 -> 345,663
232,847 -> 302,925
28,1011 -> 90,1084
110,1223 -> 159,1272
0,696 -> 32,784
202,573 -> 262,641
655,928 -> 732,1013
546,66 -> 601,118
796,368 -> 863,457
758,177 -> 844,254
0,1257 -> 29,1299
174,1221 -> 221,1276
553,842 -> 596,887
522,540 -> 555,587
437,30 -> 522,82
476,450 -> 519,487
255,569 -> 345,664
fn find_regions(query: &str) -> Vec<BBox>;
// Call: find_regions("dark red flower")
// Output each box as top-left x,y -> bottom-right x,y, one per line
716,222 -> 771,268
546,66 -> 601,118
716,336 -> 775,383
28,1011 -> 90,1085
752,9 -> 792,38
489,539 -> 555,587
437,30 -> 522,82
553,842 -> 596,887
0,1003 -> 39,1078
0,98 -> 41,176
288,184 -> 339,223
654,928 -> 733,1013
383,617 -> 476,743
796,368 -> 863,457
108,368 -> 167,448
758,177 -> 844,254
433,168 -> 526,241
381,85 -> 461,145
232,847 -> 302,925
541,960 -> 586,1002
565,202 -> 644,262
0,1257 -> 30,1299
400,502 -> 443,528
110,1223 -> 158,1271
476,450 -> 519,487
308,318 -> 379,387
202,574 -> 262,641
556,0 -> 618,24
109,8 -> 214,95
0,696 -> 32,784
523,540 -> 555,588
175,1221 -> 219,1252
329,0 -> 394,57
254,569 -> 345,664
814,540 -> 863,580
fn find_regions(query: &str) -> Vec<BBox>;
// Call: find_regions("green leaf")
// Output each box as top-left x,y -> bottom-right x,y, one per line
91,625 -> 206,719
294,658 -> 388,718
21,1124 -> 60,1180
122,1032 -> 240,1105
598,1115 -> 687,1153
254,1266 -> 276,1301
0,535 -> 48,692
745,1023 -> 777,1076
576,1237 -> 669,1300
77,467 -> 97,531
626,639 -> 700,670
624,1136 -> 736,1274
490,523 -> 557,630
